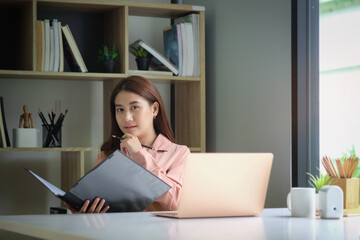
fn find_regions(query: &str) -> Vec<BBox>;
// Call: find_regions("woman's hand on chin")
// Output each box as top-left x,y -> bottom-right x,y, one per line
120,133 -> 142,155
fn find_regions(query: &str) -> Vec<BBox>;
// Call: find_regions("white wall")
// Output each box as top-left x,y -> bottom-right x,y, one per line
183,0 -> 292,207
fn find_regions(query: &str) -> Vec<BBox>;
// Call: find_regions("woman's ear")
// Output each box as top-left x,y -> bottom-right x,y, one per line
153,102 -> 159,118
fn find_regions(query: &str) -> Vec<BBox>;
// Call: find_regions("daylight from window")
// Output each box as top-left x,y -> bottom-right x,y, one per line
319,2 -> 360,172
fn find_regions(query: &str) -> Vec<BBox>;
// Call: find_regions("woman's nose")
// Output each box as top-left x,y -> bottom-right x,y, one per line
124,111 -> 133,122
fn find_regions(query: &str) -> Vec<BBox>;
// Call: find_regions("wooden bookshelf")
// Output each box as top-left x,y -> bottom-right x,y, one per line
0,0 -> 206,188
0,147 -> 99,191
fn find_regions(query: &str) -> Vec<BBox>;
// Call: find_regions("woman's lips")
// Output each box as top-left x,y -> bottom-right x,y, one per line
125,125 -> 136,130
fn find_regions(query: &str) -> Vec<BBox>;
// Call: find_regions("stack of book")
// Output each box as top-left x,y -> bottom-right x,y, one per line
163,13 -> 200,77
0,95 -> 10,148
36,19 -> 87,73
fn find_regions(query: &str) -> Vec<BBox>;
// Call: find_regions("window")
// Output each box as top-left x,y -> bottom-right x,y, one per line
319,1 -> 360,176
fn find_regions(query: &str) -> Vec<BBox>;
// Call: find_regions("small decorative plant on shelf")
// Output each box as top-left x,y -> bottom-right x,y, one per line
134,46 -> 149,58
97,44 -> 118,73
133,46 -> 151,71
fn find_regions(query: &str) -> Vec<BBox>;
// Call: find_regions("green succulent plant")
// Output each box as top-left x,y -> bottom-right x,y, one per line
134,46 -> 149,58
97,44 -> 119,62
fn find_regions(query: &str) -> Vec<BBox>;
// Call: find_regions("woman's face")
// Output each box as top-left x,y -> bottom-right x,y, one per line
114,90 -> 158,139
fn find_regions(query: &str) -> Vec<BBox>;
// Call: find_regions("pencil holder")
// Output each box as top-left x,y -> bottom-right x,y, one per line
333,178 -> 359,209
42,124 -> 62,147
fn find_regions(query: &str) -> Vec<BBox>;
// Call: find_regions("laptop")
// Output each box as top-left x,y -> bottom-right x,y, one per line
154,152 -> 273,218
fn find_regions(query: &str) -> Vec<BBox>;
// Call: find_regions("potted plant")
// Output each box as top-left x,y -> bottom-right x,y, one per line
133,46 -> 152,70
307,170 -> 334,193
97,44 -> 119,73
307,169 -> 335,211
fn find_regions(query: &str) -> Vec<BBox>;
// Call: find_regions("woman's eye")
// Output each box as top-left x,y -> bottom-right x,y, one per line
131,106 -> 139,110
116,108 -> 123,112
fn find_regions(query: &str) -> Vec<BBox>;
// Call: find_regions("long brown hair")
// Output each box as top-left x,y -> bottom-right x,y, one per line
101,75 -> 174,155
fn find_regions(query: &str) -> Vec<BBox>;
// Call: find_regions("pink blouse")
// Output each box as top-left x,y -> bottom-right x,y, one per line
94,134 -> 190,211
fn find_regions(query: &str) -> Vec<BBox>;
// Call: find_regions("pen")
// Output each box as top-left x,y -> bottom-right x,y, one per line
48,112 -> 53,125
112,135 -> 157,151
51,110 -> 55,125
55,109 -> 68,128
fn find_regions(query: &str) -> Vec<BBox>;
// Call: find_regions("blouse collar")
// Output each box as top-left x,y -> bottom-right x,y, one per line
152,134 -> 172,151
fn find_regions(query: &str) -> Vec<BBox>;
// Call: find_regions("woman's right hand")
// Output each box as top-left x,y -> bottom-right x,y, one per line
120,133 -> 142,156
64,197 -> 110,214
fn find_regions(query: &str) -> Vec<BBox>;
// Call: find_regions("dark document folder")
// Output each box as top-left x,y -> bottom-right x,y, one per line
25,150 -> 171,212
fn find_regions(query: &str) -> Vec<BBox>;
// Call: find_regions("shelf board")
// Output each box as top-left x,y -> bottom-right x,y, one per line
0,147 -> 99,152
0,70 -> 126,81
137,75 -> 201,82
128,2 -> 204,18
35,0 -> 204,17
0,70 -> 201,82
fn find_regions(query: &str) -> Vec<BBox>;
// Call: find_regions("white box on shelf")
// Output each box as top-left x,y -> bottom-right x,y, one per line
13,128 -> 40,148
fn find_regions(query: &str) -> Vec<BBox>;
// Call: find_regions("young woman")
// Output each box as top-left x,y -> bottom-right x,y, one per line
65,75 -> 190,213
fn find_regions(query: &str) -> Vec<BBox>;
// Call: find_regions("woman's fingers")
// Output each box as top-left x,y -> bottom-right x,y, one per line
79,200 -> 90,213
66,198 -> 109,214
120,134 -> 142,155
94,198 -> 110,213
94,198 -> 106,213
101,205 -> 110,213
87,198 -> 100,213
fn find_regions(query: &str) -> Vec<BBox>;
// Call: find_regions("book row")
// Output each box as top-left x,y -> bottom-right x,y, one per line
163,13 -> 200,77
36,19 -> 88,73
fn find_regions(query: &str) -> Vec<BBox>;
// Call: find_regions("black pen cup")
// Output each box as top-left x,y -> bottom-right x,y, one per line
42,124 -> 62,147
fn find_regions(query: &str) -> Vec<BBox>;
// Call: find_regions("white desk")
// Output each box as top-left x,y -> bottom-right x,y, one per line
0,208 -> 359,240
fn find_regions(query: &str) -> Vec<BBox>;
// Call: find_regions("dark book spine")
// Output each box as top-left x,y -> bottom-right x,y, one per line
0,124 -> 3,148
0,96 -> 10,147
61,32 -> 81,72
